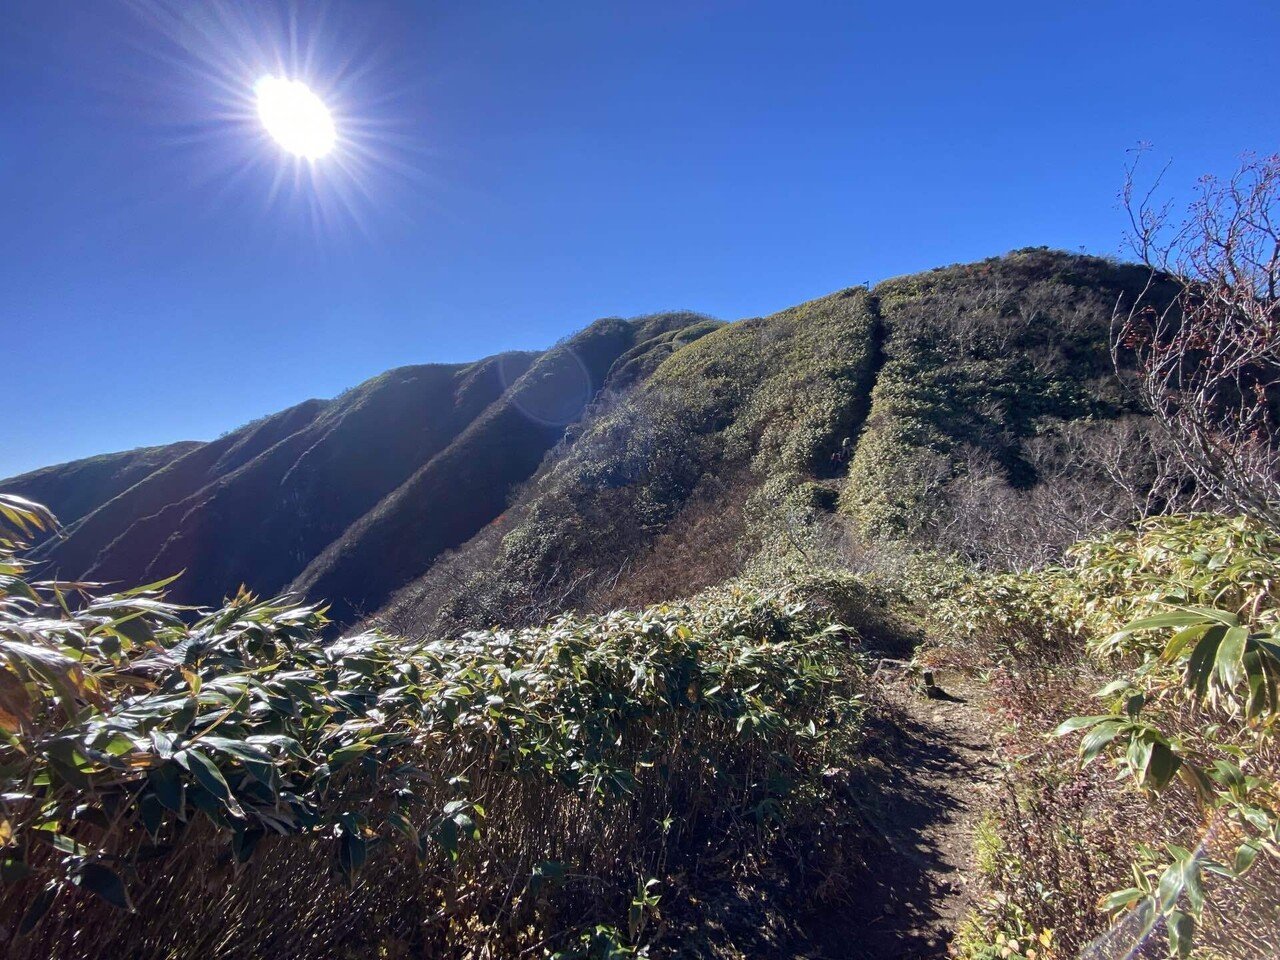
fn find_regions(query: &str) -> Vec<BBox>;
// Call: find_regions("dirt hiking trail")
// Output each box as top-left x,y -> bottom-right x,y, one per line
804,672 -> 999,959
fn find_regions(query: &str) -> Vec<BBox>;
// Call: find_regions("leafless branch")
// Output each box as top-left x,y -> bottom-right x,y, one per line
1114,151 -> 1280,531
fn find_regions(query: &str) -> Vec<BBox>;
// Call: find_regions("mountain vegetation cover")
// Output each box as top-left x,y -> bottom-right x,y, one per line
3,155 -> 1280,958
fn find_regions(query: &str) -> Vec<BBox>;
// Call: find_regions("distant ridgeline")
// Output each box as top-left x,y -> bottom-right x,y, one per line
2,249 -> 1159,629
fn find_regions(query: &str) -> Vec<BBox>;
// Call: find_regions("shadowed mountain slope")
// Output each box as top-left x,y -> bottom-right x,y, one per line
2,312 -> 720,616
1,441 -> 203,544
291,312 -> 722,623
27,398 -> 332,591
16,357 -> 540,606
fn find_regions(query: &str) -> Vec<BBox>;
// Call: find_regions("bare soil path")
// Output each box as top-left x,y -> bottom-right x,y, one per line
803,672 -> 999,959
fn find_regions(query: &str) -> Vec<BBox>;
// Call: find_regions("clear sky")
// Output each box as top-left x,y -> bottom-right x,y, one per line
2,0 -> 1276,477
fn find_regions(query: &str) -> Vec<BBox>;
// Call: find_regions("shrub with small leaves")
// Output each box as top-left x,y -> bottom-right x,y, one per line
0,498 -> 865,959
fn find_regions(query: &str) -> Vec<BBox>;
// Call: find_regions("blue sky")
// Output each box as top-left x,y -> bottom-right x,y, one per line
2,0 -> 1276,477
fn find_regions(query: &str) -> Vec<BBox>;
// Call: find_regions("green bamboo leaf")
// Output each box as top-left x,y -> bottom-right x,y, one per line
1120,610 -> 1219,634
1081,720 -> 1124,763
1095,678 -> 1134,698
230,827 -> 264,864
1053,715 -> 1111,736
1215,626 -> 1248,692
73,863 -> 133,912
1176,763 -> 1214,808
1162,623 -> 1211,662
1182,859 -> 1205,914
180,749 -> 244,818
1166,909 -> 1194,958
1185,625 -> 1227,700
1101,886 -> 1145,912
201,736 -> 273,764
1211,759 -> 1246,798
16,884 -> 56,937
1156,859 -> 1187,909
328,742 -> 373,768
1234,841 -> 1261,875
436,816 -> 459,860
1143,741 -> 1181,790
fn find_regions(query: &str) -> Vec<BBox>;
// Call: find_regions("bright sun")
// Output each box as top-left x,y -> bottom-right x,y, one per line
255,77 -> 336,159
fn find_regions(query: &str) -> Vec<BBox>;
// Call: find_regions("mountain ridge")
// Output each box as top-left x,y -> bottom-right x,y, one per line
2,249 -> 1163,629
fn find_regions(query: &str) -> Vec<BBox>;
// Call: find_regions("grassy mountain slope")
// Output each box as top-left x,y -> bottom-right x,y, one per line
381,249 -> 1160,635
292,312 -> 721,624
381,284 -> 879,633
841,250 -> 1161,544
0,441 -> 202,542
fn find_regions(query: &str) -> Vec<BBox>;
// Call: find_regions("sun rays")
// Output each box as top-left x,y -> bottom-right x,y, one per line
117,0 -> 426,242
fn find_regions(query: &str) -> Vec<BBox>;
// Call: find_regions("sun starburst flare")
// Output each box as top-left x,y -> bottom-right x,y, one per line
117,0 -> 426,240
254,76 -> 336,159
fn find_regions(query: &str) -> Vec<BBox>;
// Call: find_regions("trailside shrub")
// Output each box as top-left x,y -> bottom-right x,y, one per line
942,513 -> 1280,957
0,498 -> 866,960
1067,514 -> 1280,651
927,514 -> 1280,667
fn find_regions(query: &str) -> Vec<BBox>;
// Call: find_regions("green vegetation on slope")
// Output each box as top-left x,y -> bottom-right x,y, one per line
842,248 -> 1171,562
1,250 -> 1169,632
387,285 -> 880,633
384,249 -> 1173,637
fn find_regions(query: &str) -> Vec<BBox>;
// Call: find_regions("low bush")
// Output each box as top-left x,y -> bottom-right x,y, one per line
942,513 -> 1280,958
0,497 -> 866,959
